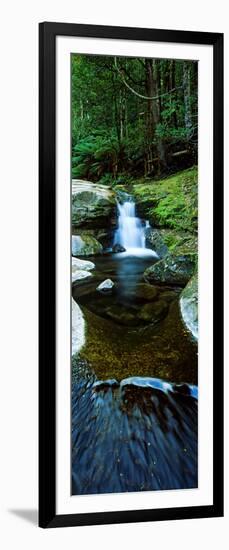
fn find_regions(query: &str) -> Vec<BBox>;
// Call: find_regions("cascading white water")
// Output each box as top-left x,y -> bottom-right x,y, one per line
114,199 -> 157,257
114,201 -> 145,249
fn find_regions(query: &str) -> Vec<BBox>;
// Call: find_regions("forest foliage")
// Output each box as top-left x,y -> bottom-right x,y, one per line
72,55 -> 198,182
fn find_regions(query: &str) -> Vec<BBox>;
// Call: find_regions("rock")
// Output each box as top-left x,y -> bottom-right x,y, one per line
160,229 -> 198,257
72,180 -> 116,229
123,283 -> 158,302
120,376 -> 171,392
72,257 -> 95,271
97,279 -> 115,292
138,300 -> 168,323
180,273 -> 198,340
145,228 -> 168,258
72,234 -> 103,256
144,252 -> 196,286
72,299 -> 85,355
72,269 -> 93,282
72,257 -> 95,282
112,243 -> 126,253
132,167 -> 198,233
93,379 -> 119,391
106,305 -> 137,326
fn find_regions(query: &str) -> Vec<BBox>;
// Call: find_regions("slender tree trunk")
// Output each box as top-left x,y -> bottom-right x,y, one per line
183,61 -> 192,137
169,60 -> 177,129
144,59 -> 154,175
152,60 -> 166,174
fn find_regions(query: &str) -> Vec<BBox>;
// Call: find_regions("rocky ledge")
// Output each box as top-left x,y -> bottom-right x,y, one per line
72,180 -> 116,229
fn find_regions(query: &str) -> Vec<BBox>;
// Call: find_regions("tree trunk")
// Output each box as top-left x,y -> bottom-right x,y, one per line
144,59 -> 154,175
151,60 -> 166,174
183,61 -> 192,137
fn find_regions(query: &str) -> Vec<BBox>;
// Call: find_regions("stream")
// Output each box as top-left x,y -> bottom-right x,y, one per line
72,196 -> 198,495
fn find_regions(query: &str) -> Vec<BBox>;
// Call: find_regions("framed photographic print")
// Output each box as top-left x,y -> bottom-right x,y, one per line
39,22 -> 224,528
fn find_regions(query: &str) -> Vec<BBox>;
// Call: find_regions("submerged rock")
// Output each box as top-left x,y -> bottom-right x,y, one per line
112,243 -> 126,253
72,299 -> 85,355
123,283 -> 158,302
144,252 -> 196,286
72,180 -> 116,229
106,304 -> 137,326
97,279 -> 115,293
138,300 -> 168,323
180,273 -> 198,340
72,234 -> 103,256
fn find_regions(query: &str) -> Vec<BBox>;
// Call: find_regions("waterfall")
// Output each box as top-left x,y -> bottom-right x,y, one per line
114,199 -> 157,257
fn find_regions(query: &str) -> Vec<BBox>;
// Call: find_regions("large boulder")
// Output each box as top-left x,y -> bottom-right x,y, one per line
72,299 -> 85,355
72,257 -> 95,283
72,234 -> 103,256
72,180 -> 116,229
180,274 -> 198,340
144,252 -> 196,286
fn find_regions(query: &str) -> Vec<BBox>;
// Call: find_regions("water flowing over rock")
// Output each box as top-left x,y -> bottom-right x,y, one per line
72,180 -> 116,229
114,200 -> 146,250
72,299 -> 85,355
72,374 -> 198,494
180,273 -> 198,340
113,197 -> 158,258
72,234 -> 103,256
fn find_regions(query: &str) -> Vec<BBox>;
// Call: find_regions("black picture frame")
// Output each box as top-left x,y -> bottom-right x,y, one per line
39,22 -> 224,528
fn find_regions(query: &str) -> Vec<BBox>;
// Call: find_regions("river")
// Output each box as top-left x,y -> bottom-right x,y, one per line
72,196 -> 198,495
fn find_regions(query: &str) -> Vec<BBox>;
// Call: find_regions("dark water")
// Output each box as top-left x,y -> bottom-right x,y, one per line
72,251 -> 198,495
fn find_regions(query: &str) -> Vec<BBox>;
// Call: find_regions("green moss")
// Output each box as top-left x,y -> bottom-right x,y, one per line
133,167 -> 198,232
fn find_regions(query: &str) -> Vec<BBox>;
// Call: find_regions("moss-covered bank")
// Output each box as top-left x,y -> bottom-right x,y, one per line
131,167 -> 198,233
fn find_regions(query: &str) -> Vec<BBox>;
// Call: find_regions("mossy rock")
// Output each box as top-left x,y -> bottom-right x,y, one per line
72,234 -> 103,256
144,252 -> 196,286
145,228 -> 168,258
132,167 -> 198,233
